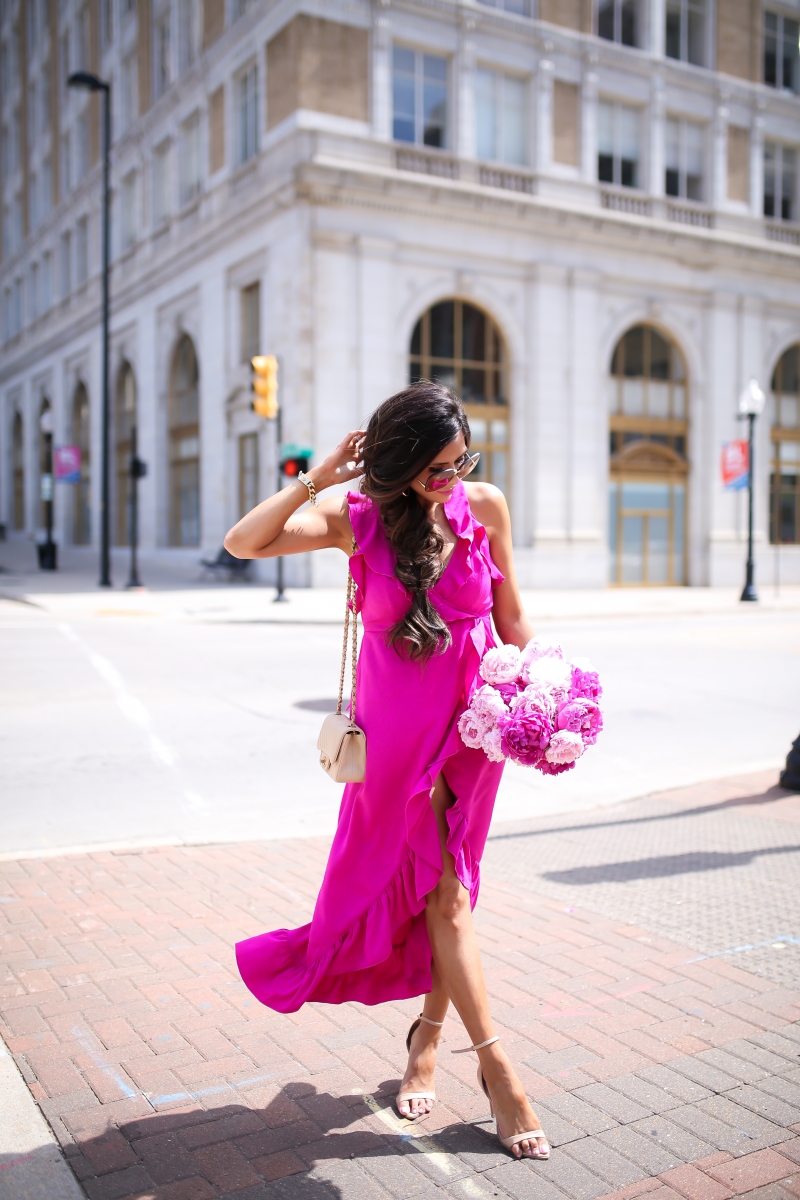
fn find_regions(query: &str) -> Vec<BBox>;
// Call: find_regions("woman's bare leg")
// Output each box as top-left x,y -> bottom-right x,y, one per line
423,772 -> 548,1158
396,960 -> 449,1117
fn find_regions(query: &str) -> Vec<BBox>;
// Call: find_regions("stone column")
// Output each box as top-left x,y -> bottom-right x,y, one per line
712,103 -> 729,210
456,30 -> 477,161
648,76 -> 666,198
199,269 -> 226,555
372,11 -> 392,142
580,65 -> 598,184
749,111 -> 764,218
536,58 -> 555,175
649,0 -> 666,57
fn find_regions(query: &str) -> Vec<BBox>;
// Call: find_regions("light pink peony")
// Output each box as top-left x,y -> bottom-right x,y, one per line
479,644 -> 523,686
512,681 -> 557,721
537,756 -> 576,776
457,710 -> 487,750
545,730 -> 585,765
521,637 -> 564,668
482,725 -> 505,763
556,698 -> 603,746
523,654 -> 573,704
470,684 -> 508,726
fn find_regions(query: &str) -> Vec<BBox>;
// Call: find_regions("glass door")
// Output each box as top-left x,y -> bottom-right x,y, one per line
609,480 -> 685,585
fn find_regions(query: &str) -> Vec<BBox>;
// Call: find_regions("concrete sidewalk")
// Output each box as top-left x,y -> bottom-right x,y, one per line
1,769 -> 800,1199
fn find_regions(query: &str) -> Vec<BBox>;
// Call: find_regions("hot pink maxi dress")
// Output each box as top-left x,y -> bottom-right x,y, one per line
236,481 -> 505,1012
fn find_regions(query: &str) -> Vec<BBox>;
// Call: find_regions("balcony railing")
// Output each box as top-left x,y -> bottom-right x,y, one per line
395,148 -> 459,179
666,201 -> 713,228
600,188 -> 652,217
479,166 -> 536,194
766,221 -> 800,246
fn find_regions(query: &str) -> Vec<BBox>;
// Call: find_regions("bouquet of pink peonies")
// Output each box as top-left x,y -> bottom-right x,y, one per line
458,638 -> 603,775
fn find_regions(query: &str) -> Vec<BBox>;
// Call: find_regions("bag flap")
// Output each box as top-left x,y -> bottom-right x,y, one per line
318,713 -> 363,764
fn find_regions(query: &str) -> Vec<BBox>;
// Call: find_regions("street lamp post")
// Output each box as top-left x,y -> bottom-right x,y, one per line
737,378 -> 766,603
68,71 -> 112,588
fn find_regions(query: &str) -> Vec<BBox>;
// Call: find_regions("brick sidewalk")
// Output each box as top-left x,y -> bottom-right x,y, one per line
1,774 -> 800,1200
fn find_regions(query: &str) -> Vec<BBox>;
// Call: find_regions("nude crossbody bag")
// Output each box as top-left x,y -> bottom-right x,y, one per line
317,541 -> 367,783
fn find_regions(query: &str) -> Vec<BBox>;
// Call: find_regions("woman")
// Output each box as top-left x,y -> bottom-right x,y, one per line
224,382 -> 549,1160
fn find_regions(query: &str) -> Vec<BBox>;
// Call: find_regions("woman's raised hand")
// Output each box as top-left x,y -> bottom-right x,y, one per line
313,430 -> 366,489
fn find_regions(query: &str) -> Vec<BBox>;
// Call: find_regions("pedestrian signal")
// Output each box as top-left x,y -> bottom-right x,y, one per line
250,355 -> 279,419
280,455 -> 309,478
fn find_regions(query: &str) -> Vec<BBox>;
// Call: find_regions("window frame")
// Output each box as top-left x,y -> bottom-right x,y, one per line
597,0 -> 641,48
764,140 -> 798,223
179,111 -> 202,206
764,9 -> 800,93
235,63 -> 259,167
240,281 -> 261,365
392,45 -> 449,150
770,347 -> 800,544
597,99 -> 642,190
474,66 -> 528,166
665,115 -> 705,202
665,0 -> 708,67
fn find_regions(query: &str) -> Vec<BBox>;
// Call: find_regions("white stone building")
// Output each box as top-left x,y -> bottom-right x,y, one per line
2,0 -> 800,589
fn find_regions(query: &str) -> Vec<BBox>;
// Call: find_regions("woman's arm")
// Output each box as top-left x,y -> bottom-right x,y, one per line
466,483 -> 535,650
223,430 -> 364,559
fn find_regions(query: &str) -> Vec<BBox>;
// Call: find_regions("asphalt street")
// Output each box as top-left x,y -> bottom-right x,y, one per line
0,582 -> 797,857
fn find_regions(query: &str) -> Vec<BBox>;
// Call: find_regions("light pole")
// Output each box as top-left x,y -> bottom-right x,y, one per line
737,378 -> 766,603
68,71 -> 112,587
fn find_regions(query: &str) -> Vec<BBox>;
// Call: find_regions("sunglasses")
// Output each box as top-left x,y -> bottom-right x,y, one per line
418,452 -> 481,492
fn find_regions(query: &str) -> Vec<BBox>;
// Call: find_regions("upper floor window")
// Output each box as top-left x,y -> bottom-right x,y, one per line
178,0 -> 199,72
100,0 -> 113,48
120,171 -> 137,251
153,139 -> 171,224
179,112 -> 201,205
764,142 -> 797,222
665,0 -> 706,66
153,11 -> 171,101
665,117 -> 704,201
392,47 -> 447,148
60,229 -> 72,297
233,0 -> 257,15
598,0 -> 639,47
121,53 -> 137,132
236,65 -> 258,165
476,0 -> 532,12
475,69 -> 526,165
598,100 -> 640,188
76,215 -> 89,286
240,281 -> 260,363
764,11 -> 800,93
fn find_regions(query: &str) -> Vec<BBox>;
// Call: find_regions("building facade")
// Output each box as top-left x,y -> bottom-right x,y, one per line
2,0 -> 800,588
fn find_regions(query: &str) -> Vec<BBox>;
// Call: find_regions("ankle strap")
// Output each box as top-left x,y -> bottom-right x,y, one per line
452,1035 -> 499,1054
418,1013 -> 445,1027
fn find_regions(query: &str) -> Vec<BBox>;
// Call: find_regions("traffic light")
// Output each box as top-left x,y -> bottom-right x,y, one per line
280,454 -> 309,478
251,355 -> 278,419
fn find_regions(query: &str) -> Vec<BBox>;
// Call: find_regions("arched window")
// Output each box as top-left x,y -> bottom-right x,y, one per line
115,362 -> 137,546
169,334 -> 200,546
770,345 -> 800,544
409,299 -> 509,493
72,383 -> 91,544
12,411 -> 24,530
608,324 -> 688,585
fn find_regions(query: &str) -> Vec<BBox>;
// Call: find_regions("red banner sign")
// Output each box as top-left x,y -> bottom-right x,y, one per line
721,440 -> 749,490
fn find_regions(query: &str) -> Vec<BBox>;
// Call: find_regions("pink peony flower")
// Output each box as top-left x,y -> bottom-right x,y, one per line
480,644 -> 523,685
570,664 -> 602,703
512,681 -> 556,721
482,725 -> 505,763
556,698 -> 603,746
457,710 -> 487,750
545,730 -> 585,765
523,655 -> 573,704
470,684 -> 508,726
495,680 -> 523,706
521,637 -> 564,668
536,756 -> 576,776
498,707 -> 553,767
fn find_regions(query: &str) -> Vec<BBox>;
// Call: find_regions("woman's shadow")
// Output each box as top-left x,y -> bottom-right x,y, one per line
59,1077 -> 500,1199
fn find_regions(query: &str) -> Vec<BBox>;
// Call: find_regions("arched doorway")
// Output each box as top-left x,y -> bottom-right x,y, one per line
72,383 -> 91,545
169,334 -> 200,546
12,411 -> 24,530
115,362 -> 136,546
770,344 -> 800,544
409,299 -> 509,493
608,324 -> 689,585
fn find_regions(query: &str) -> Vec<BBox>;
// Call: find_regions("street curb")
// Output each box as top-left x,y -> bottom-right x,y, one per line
0,1037 -> 85,1200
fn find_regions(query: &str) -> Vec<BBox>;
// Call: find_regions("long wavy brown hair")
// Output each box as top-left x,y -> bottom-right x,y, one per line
361,381 -> 471,663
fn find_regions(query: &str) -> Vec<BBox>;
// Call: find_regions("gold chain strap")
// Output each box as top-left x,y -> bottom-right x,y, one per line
336,539 -> 359,724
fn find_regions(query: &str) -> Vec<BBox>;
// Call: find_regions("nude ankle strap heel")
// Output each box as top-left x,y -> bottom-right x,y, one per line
396,1013 -> 445,1123
455,1035 -> 550,1160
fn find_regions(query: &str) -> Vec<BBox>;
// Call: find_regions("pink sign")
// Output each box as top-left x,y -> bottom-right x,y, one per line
55,445 -> 81,483
721,440 -> 749,491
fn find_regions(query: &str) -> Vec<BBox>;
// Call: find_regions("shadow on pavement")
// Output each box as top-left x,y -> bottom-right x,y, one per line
54,1080 -> 501,1199
488,782 -> 790,844
542,842 -> 800,885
